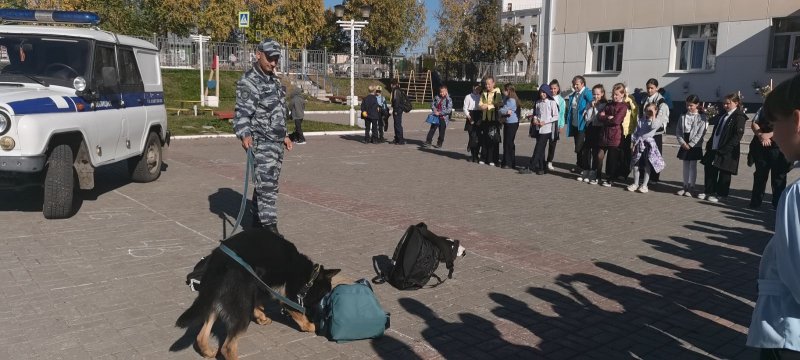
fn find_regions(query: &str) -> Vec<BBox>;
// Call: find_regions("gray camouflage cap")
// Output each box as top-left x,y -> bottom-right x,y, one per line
258,39 -> 281,57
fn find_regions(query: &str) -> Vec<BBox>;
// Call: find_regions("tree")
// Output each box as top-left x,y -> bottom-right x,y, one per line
0,0 -> 152,36
309,9 -> 349,52
463,0 -> 520,62
433,0 -> 474,65
517,30 -> 538,83
248,0 -> 324,49
197,0 -> 246,42
340,0 -> 425,55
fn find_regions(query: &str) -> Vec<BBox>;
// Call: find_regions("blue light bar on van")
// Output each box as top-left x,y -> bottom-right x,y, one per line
0,9 -> 101,25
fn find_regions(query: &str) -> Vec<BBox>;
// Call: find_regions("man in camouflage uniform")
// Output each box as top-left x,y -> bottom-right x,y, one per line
233,39 -> 293,235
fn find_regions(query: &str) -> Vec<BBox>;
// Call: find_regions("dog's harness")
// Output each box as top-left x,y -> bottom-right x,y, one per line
296,264 -> 322,309
218,244 -> 309,314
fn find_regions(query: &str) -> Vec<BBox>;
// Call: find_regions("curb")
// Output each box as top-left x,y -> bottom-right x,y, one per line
305,109 -> 432,115
172,130 -> 364,140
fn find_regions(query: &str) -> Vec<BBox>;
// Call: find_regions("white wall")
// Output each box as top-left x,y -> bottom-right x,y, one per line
548,20 -> 796,104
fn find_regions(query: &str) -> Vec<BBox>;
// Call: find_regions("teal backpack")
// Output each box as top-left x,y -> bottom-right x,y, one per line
316,279 -> 390,342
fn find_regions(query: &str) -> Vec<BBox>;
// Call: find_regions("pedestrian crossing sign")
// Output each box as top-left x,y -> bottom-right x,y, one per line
238,11 -> 249,28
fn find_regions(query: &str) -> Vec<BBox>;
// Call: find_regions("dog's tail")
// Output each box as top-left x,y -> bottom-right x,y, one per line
175,299 -> 203,328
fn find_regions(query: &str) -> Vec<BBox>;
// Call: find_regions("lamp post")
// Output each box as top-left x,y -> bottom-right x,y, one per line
334,3 -> 371,127
190,29 -> 211,108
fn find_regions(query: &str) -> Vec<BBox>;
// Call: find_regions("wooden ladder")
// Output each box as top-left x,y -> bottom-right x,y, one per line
400,70 -> 432,104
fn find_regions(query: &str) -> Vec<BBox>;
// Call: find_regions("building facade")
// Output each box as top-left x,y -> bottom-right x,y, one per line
545,0 -> 799,108
503,0 -> 542,12
501,2 -> 542,81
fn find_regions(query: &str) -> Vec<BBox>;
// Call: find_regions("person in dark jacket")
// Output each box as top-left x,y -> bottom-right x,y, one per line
596,83 -> 628,187
360,86 -> 381,144
289,87 -> 306,144
701,93 -> 748,203
565,75 -> 594,175
390,79 -> 406,144
749,107 -> 792,209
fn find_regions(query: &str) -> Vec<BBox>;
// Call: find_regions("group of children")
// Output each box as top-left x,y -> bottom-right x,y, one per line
521,75 -> 748,202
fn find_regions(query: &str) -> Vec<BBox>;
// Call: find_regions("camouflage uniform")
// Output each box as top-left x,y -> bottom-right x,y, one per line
233,39 -> 287,228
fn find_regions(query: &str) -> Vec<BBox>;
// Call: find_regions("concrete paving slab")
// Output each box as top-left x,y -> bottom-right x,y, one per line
0,112 -> 792,359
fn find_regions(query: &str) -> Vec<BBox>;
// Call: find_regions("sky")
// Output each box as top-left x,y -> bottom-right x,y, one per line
322,0 -> 440,54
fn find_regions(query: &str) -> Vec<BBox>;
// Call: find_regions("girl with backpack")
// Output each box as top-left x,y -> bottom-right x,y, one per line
424,85 -> 452,149
675,95 -> 707,197
521,84 -> 559,175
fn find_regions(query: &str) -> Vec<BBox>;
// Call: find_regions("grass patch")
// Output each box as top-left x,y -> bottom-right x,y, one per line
168,115 -> 357,136
163,69 -> 241,110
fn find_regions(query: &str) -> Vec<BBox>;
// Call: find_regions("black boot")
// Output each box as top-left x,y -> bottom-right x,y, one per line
265,223 -> 283,237
251,213 -> 263,229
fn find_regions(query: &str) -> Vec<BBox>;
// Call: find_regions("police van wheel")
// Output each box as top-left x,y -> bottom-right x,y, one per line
43,144 -> 76,219
129,132 -> 162,183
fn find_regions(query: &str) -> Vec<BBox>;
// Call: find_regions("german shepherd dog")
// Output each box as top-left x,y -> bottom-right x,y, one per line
176,228 -> 340,360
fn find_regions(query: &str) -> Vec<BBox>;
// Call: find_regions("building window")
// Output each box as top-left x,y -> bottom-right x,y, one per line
674,24 -> 717,71
771,17 -> 800,70
507,3 -> 512,12
518,25 -> 524,35
590,30 -> 624,73
517,61 -> 524,72
531,25 -> 537,34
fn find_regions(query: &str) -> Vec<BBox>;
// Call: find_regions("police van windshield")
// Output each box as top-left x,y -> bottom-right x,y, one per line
0,35 -> 91,86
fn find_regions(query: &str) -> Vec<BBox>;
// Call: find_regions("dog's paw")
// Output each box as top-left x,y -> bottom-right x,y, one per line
253,307 -> 272,325
301,323 -> 316,333
254,315 -> 272,325
194,343 -> 217,358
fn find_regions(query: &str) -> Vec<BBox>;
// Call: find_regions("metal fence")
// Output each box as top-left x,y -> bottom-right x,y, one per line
130,36 -> 538,99
133,35 -> 404,98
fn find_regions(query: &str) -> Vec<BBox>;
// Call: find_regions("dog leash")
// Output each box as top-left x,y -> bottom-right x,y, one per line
215,147 -> 307,314
228,147 -> 254,238
219,244 -> 306,314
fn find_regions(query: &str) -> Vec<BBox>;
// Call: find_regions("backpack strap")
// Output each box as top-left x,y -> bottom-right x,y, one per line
371,257 -> 386,284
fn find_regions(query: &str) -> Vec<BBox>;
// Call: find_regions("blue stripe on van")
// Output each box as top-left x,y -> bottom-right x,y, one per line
9,91 -> 164,115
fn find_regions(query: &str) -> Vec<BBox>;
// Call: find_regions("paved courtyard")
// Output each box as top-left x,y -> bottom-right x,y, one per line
0,113 -> 790,359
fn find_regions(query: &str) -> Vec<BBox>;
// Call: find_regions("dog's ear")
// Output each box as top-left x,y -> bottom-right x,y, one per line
321,268 -> 341,280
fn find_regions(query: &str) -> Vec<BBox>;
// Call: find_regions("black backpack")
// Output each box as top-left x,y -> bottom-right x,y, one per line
398,89 -> 412,113
374,223 -> 460,290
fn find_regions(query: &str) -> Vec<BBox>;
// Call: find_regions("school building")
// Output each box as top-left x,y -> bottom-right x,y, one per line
542,0 -> 800,109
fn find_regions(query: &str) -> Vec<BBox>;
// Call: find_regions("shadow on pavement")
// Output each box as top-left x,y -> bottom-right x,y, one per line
208,187 -> 254,238
0,187 -> 43,212
370,334 -> 423,360
480,202 -> 766,359
399,297 -> 538,359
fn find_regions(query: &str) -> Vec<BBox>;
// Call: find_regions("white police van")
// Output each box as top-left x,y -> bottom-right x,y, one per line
0,9 -> 168,219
